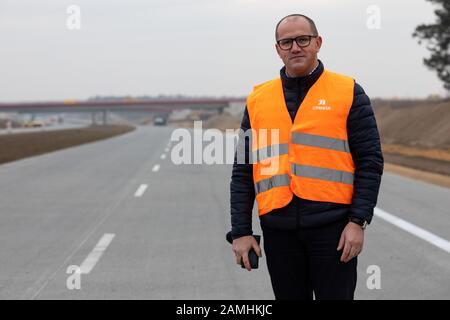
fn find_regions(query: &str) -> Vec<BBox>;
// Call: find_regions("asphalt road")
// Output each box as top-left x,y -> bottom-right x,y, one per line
0,126 -> 448,299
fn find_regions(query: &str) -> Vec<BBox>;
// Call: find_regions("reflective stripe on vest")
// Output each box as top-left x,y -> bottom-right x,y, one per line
254,173 -> 290,194
291,163 -> 354,185
252,143 -> 289,163
291,132 -> 350,153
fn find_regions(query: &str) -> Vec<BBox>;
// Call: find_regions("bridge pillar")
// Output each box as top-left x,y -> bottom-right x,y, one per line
91,112 -> 97,125
102,110 -> 107,125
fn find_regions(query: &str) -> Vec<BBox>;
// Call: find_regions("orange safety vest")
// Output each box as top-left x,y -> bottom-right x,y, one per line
246,69 -> 355,216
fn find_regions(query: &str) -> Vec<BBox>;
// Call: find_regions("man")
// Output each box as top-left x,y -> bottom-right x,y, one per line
230,14 -> 384,300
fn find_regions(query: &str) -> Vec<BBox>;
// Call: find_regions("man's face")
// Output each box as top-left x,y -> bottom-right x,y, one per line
275,17 -> 322,77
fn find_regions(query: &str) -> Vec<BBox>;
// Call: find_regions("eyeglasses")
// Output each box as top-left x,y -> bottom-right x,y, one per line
276,35 -> 318,50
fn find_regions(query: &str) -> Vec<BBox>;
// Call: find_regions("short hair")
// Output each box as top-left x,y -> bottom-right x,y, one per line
275,14 -> 319,40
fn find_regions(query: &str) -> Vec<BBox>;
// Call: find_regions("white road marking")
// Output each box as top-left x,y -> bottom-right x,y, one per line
152,164 -> 160,172
22,155 -> 154,299
164,147 -> 170,152
80,233 -> 116,274
374,207 -> 450,254
161,154 -> 167,160
134,184 -> 148,197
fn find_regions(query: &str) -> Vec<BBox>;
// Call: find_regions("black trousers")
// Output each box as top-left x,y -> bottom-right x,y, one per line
261,218 -> 357,300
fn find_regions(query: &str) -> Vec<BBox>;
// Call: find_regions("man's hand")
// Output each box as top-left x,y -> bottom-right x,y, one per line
337,222 -> 364,263
232,235 -> 262,271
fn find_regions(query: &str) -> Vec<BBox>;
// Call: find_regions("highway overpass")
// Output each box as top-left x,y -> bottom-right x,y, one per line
0,98 -> 246,124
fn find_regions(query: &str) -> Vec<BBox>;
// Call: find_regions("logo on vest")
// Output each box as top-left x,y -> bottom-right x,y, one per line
312,99 -> 332,110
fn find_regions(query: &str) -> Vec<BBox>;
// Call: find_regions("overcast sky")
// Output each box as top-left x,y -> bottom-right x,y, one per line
0,0 -> 444,102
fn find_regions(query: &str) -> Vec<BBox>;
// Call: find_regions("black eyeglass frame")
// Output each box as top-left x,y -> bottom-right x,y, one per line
276,35 -> 318,50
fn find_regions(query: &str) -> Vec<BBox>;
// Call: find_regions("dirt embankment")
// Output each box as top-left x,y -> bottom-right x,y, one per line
373,99 -> 450,180
373,98 -> 450,150
0,124 -> 135,165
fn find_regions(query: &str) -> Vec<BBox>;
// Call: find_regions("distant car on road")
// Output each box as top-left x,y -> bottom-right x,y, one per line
24,120 -> 45,128
153,116 -> 167,126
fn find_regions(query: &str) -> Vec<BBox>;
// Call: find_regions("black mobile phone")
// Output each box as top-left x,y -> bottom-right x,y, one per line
225,232 -> 261,269
240,235 -> 261,269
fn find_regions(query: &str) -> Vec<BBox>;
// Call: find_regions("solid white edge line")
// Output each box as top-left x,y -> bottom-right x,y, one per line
374,207 -> 450,254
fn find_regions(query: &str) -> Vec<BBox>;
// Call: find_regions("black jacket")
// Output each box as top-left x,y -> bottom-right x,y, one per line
230,60 -> 384,239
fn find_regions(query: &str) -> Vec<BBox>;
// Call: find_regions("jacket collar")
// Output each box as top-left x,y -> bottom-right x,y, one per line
280,60 -> 324,91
